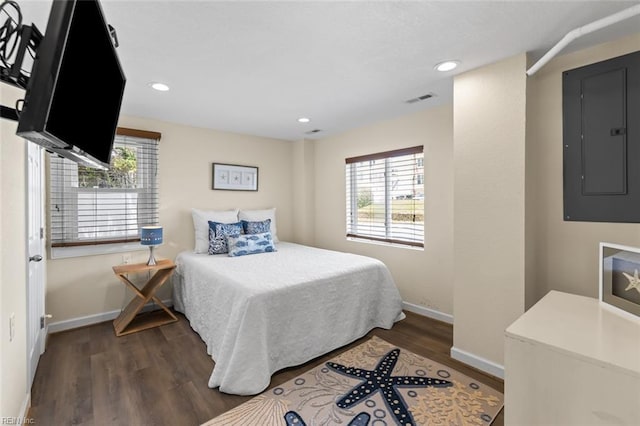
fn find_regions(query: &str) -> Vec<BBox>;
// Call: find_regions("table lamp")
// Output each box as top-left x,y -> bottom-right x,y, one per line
140,226 -> 163,266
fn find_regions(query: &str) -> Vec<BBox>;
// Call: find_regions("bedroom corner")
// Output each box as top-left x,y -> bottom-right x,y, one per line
312,104 -> 455,319
291,138 -> 316,246
45,115 -> 295,327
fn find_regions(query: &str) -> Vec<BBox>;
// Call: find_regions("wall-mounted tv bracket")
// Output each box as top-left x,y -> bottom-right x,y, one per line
108,24 -> 119,48
0,0 -> 42,122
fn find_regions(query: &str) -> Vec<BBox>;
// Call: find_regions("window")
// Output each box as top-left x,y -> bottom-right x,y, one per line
49,128 -> 160,249
346,146 -> 424,247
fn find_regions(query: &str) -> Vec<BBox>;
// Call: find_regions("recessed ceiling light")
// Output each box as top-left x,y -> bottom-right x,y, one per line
434,61 -> 460,72
297,117 -> 311,123
149,82 -> 170,91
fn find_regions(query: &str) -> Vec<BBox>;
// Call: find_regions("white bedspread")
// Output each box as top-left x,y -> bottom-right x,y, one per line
173,242 -> 404,395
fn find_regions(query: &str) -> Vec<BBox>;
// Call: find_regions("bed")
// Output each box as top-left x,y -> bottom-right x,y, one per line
173,241 -> 404,395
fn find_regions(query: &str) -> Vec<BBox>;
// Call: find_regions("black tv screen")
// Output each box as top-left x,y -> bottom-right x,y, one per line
17,0 -> 125,169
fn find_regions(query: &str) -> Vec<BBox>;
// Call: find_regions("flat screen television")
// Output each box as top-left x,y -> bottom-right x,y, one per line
17,0 -> 125,169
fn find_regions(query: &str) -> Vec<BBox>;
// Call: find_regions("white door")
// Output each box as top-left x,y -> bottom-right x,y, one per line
26,142 -> 46,388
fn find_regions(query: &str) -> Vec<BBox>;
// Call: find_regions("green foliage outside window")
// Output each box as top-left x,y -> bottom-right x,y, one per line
78,146 -> 137,188
357,188 -> 373,208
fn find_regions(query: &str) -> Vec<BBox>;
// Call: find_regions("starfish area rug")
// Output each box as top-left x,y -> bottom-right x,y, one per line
203,336 -> 503,426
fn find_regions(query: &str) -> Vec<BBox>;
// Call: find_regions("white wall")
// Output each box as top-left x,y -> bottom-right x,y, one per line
46,115 -> 294,323
453,54 -> 528,370
312,105 -> 454,315
0,84 -> 29,418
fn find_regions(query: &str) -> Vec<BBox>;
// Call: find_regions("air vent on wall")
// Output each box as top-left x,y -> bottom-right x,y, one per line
405,92 -> 436,104
305,129 -> 322,135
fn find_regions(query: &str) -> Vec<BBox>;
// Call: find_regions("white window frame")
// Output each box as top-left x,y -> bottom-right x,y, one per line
345,146 -> 424,248
49,129 -> 160,258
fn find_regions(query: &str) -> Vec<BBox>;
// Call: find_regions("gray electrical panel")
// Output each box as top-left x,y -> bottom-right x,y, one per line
563,50 -> 640,222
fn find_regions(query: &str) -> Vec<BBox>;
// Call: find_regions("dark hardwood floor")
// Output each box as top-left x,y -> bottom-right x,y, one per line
29,311 -> 504,425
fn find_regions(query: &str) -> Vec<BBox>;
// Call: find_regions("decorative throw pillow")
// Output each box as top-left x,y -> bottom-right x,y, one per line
238,208 -> 279,242
241,219 -> 271,235
227,232 -> 276,257
208,221 -> 243,254
192,208 -> 239,253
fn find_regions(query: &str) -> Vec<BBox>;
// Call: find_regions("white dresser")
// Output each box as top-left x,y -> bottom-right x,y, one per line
504,290 -> 640,425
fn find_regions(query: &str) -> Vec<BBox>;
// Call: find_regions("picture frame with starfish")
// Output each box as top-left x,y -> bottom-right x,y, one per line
599,242 -> 640,318
212,163 -> 258,191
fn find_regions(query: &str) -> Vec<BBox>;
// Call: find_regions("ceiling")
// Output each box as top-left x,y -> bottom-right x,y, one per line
16,1 -> 640,141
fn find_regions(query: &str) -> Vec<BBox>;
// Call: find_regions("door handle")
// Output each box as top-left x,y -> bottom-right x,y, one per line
29,255 -> 43,262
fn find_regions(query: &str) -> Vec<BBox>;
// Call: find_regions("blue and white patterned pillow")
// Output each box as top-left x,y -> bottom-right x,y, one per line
208,221 -> 243,254
241,219 -> 271,235
227,231 -> 276,257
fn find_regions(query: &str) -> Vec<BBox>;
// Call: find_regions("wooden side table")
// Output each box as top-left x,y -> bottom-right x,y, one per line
112,259 -> 177,336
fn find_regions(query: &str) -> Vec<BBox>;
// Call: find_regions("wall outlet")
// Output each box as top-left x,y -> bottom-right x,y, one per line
9,313 -> 15,342
122,253 -> 132,264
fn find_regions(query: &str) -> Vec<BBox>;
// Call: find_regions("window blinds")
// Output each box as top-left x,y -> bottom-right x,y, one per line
345,146 -> 424,247
49,131 -> 159,247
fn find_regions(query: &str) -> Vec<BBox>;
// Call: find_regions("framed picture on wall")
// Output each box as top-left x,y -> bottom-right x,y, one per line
212,163 -> 258,191
600,242 -> 640,317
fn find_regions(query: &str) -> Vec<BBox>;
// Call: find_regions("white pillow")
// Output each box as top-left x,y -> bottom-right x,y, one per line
239,208 -> 278,242
192,208 -> 239,253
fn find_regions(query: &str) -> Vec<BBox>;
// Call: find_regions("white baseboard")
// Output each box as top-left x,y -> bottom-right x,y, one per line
450,346 -> 504,379
402,303 -> 504,379
20,392 -> 31,421
48,299 -> 173,334
402,301 -> 454,324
